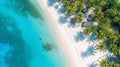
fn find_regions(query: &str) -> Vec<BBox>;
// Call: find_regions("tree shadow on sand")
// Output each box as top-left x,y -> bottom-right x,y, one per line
57,7 -> 66,14
54,4 -> 59,9
75,32 -> 85,42
88,62 -> 98,67
68,18 -> 77,28
58,15 -> 67,24
81,45 -> 96,58
47,0 -> 78,28
87,33 -> 96,42
106,55 -> 118,62
47,0 -> 57,6
89,33 -> 96,42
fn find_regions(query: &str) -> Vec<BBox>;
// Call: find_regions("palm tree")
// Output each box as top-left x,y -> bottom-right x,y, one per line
61,0 -> 120,66
113,16 -> 120,23
95,11 -> 104,22
95,30 -> 106,40
83,27 -> 92,35
110,44 -> 118,55
77,12 -> 84,23
109,61 -> 118,67
98,0 -> 106,7
105,8 -> 117,18
88,0 -> 96,7
66,6 -> 74,15
90,26 -> 97,33
100,59 -> 118,67
96,43 -> 106,52
99,59 -> 109,67
117,49 -> 120,57
63,0 -> 69,7
72,1 -> 80,11
57,0 -> 61,2
77,1 -> 84,11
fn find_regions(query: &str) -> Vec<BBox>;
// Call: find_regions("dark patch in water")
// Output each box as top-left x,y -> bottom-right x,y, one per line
0,13 -> 31,67
42,42 -> 56,52
39,38 -> 41,40
7,0 -> 43,20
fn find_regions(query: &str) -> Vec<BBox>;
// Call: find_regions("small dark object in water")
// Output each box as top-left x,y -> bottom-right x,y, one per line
39,38 -> 41,40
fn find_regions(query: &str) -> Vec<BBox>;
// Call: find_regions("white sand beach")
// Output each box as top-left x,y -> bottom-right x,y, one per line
38,0 -> 109,67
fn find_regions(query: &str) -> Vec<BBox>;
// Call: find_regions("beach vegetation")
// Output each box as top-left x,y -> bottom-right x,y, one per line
99,59 -> 109,67
99,59 -> 118,67
77,12 -> 84,23
62,0 -> 85,22
96,43 -> 106,52
59,0 -> 120,66
83,26 -> 97,35
83,27 -> 92,35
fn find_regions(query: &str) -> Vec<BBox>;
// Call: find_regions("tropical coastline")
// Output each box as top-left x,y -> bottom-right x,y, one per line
38,0 -> 109,67
38,0 -> 82,67
0,0 -> 120,67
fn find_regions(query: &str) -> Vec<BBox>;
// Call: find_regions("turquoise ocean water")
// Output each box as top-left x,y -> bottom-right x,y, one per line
0,0 -> 67,67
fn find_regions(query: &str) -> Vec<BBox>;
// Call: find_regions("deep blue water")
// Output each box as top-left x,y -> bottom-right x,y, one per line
0,0 -> 66,67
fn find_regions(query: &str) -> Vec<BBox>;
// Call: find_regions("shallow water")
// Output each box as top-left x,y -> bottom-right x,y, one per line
0,0 -> 66,67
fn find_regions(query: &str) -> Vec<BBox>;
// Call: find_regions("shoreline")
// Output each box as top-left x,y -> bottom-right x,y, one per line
37,0 -> 108,67
38,0 -> 83,67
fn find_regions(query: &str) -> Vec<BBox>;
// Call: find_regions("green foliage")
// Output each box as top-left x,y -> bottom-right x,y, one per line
61,0 -> 120,65
109,61 -> 118,67
96,43 -> 106,52
83,26 -> 97,35
57,0 -> 61,2
63,0 -> 85,18
109,43 -> 120,57
83,27 -> 92,35
105,8 -> 117,18
77,12 -> 84,23
76,1 -> 84,11
66,6 -> 75,15
88,0 -> 106,7
100,59 -> 118,67
94,7 -> 104,22
95,30 -> 106,40
87,0 -> 120,65
100,59 -> 109,67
